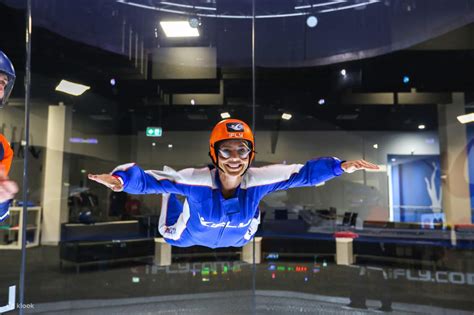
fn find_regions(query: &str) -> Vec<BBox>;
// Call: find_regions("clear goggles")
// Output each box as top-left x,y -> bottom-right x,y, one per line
218,146 -> 252,159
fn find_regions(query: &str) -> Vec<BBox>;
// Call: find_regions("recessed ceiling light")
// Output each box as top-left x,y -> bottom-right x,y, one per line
282,113 -> 292,120
418,124 -> 425,130
55,80 -> 90,96
160,21 -> 200,38
457,113 -> 474,124
220,112 -> 231,119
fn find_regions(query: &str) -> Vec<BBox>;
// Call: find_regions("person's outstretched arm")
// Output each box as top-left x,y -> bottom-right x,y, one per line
88,163 -> 198,196
246,157 -> 379,195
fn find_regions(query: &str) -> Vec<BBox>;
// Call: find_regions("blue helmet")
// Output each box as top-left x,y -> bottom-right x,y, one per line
0,51 -> 16,107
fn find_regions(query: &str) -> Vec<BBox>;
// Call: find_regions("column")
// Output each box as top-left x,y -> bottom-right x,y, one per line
438,92 -> 472,226
242,237 -> 262,264
41,103 -> 71,245
154,238 -> 171,266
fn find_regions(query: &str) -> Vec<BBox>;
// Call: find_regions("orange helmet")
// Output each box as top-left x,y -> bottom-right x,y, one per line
209,119 -> 255,166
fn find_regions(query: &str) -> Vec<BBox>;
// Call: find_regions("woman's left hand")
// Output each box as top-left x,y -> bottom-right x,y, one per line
341,160 -> 380,173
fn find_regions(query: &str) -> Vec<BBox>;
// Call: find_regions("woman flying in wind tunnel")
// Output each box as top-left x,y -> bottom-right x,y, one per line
88,119 -> 379,248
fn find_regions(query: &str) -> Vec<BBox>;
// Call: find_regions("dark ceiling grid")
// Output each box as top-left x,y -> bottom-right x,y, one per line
1,1 -> 472,133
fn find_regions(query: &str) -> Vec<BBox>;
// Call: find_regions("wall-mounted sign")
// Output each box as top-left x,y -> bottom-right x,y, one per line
146,127 -> 162,137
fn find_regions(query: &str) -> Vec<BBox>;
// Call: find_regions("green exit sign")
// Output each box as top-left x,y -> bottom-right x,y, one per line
146,127 -> 162,137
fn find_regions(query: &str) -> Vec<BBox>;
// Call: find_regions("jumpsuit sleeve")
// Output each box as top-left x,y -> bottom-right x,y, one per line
0,134 -> 14,222
0,134 -> 13,175
0,200 -> 11,222
255,157 -> 345,195
111,163 -> 193,196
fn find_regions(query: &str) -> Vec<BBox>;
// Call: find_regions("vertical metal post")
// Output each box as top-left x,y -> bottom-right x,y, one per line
19,0 -> 32,313
362,135 -> 367,185
135,33 -> 139,68
121,17 -> 126,54
140,40 -> 144,75
129,26 -> 133,60
251,0 -> 256,133
251,1 -> 257,314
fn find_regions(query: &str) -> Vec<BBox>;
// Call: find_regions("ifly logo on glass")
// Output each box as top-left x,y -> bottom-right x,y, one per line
226,123 -> 244,132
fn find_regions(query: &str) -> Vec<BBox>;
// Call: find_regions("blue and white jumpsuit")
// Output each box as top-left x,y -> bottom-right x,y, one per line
112,157 -> 345,248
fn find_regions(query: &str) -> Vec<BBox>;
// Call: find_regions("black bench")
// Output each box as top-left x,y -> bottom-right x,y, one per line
59,220 -> 154,272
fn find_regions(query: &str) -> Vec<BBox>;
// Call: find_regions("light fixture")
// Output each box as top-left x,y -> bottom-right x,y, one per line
373,144 -> 378,149
161,1 -> 216,11
220,112 -> 231,119
160,21 -> 200,38
340,69 -> 347,77
168,144 -> 173,148
188,16 -> 201,28
55,80 -> 90,96
418,124 -> 425,130
69,137 -> 98,144
391,158 -> 396,162
403,76 -> 410,84
152,142 -> 156,147
318,98 -> 325,105
295,1 -> 346,10
319,0 -> 381,13
457,113 -> 474,124
306,15 -> 318,28
190,99 -> 196,105
282,113 -> 292,120
110,78 -> 116,86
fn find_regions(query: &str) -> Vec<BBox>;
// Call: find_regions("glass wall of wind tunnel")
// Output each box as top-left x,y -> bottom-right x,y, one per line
0,1 -> 26,314
1,0 -> 254,313
254,0 -> 474,313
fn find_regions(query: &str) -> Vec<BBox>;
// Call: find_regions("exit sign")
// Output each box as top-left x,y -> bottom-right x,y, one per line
146,127 -> 162,137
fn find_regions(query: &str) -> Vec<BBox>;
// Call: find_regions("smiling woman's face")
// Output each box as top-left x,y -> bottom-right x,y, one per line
0,73 -> 8,100
217,139 -> 251,177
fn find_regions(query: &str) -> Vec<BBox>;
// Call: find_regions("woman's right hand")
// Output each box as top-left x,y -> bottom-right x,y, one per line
88,174 -> 123,192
